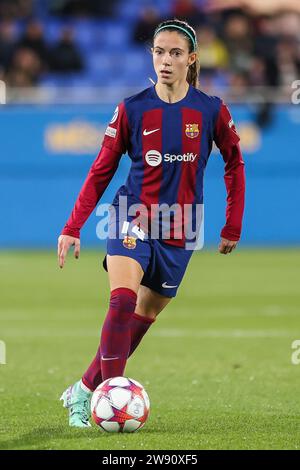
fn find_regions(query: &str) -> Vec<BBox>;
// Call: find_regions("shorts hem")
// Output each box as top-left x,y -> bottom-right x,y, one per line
102,253 -> 147,274
140,279 -> 178,298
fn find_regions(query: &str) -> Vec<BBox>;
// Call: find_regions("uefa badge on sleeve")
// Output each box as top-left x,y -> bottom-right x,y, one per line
110,106 -> 119,124
123,236 -> 137,250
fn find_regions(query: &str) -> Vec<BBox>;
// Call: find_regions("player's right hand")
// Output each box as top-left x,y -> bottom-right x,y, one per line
57,234 -> 80,268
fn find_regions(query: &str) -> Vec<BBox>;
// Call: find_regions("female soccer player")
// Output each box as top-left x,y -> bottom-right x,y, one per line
58,19 -> 245,427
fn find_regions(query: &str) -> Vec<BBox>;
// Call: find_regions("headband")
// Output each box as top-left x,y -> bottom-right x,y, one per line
154,24 -> 197,51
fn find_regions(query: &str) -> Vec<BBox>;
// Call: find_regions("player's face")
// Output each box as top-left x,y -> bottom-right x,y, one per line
152,31 -> 196,85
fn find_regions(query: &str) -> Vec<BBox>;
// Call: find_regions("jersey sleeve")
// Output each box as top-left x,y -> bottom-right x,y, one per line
61,102 -> 130,238
102,101 -> 130,154
214,100 -> 240,149
214,101 -> 246,241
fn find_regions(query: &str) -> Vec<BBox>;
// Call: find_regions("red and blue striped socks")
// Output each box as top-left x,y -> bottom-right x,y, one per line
82,288 -> 155,391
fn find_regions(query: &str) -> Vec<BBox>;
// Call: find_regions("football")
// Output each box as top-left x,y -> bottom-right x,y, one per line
91,376 -> 150,433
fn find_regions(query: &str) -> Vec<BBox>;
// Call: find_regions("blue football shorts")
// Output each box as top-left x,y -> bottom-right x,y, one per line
102,211 -> 194,298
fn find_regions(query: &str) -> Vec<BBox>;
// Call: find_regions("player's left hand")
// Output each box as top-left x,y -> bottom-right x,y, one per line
218,238 -> 238,255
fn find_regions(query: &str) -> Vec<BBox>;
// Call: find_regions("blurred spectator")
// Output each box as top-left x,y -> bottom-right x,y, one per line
172,0 -> 207,27
251,16 -> 280,90
17,21 -> 49,67
48,0 -> 118,17
133,7 -> 162,46
89,0 -> 119,16
248,57 -> 270,87
50,29 -> 83,73
275,11 -> 300,37
196,25 -> 229,78
222,14 -> 253,74
207,0 -> 300,15
0,0 -> 33,20
229,70 -> 250,93
5,47 -> 42,86
275,37 -> 300,88
253,15 -> 278,62
0,21 -> 17,70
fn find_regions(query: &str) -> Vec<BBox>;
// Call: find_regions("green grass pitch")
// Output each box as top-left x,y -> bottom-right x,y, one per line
0,248 -> 299,450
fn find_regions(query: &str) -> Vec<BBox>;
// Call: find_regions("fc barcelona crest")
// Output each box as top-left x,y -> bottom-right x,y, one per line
123,235 -> 137,250
185,124 -> 199,139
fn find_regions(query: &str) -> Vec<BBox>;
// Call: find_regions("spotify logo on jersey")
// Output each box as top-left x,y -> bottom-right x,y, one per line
145,150 -> 197,166
145,150 -> 162,167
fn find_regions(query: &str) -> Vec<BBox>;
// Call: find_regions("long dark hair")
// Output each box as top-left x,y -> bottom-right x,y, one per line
153,19 -> 200,88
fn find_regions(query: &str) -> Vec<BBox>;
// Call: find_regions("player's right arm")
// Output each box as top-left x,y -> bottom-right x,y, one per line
58,103 -> 130,268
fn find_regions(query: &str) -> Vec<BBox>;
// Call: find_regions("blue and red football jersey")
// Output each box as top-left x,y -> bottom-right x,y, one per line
62,85 -> 245,246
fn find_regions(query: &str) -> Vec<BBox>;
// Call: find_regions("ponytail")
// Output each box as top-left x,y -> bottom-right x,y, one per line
187,57 -> 200,88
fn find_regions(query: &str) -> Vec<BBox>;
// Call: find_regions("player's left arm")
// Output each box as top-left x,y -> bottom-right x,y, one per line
213,101 -> 246,255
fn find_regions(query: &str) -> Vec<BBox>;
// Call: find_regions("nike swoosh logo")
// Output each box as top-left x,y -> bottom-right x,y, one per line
143,128 -> 160,136
101,357 -> 119,361
162,282 -> 178,289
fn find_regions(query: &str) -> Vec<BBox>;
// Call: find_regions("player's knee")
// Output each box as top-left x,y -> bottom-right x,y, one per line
109,287 -> 137,323
136,309 -> 158,321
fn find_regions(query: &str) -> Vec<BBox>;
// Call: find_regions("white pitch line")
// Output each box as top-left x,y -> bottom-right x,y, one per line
0,328 -> 297,339
152,329 -> 296,338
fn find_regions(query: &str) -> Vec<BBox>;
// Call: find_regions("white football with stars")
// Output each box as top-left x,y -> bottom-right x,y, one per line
91,377 -> 150,433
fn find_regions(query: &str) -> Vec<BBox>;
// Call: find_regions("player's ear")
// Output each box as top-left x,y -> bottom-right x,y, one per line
188,52 -> 196,66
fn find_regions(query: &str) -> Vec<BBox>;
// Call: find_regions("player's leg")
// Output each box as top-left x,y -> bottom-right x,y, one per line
61,263 -> 174,427
61,254 -> 144,427
128,238 -> 194,358
128,285 -> 172,356
83,237 -> 187,394
81,229 -> 152,393
98,255 -> 144,381
136,284 -> 172,320
82,283 -> 171,395
61,237 -> 187,427
94,255 -> 174,378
